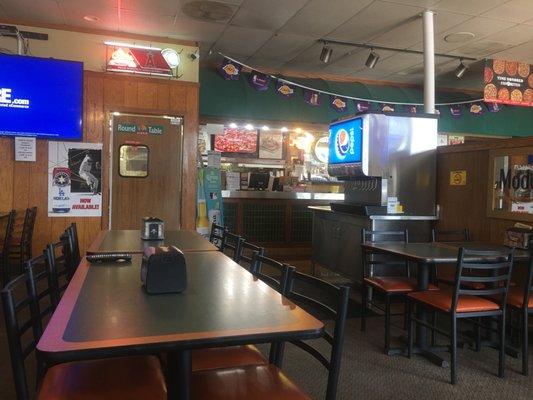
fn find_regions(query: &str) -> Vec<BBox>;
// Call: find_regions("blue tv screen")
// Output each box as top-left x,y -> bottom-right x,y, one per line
328,117 -> 363,164
0,54 -> 83,140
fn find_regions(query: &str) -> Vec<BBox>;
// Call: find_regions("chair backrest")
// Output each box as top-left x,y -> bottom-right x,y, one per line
44,239 -> 74,306
236,240 -> 265,269
67,223 -> 81,267
523,252 -> 533,311
21,207 -> 37,247
361,228 -> 409,278
453,247 -> 514,313
431,228 -> 470,243
2,257 -> 53,400
250,251 -> 293,295
209,222 -> 227,250
1,210 -> 16,284
286,270 -> 350,400
221,232 -> 245,261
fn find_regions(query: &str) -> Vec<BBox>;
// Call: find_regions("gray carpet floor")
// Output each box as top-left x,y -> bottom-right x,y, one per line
1,309 -> 532,399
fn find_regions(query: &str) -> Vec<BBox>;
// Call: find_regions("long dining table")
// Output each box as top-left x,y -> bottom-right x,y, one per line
360,241 -> 530,366
37,230 -> 324,400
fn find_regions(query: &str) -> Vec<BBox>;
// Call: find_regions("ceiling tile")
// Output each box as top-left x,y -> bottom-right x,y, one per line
213,26 -> 272,56
230,0 -> 307,31
279,0 -> 373,38
252,33 -> 315,60
172,17 -> 226,43
60,2 -> 118,31
328,1 -> 424,43
371,52 -> 423,71
480,0 -> 533,23
325,48 -> 397,72
434,0 -> 509,16
451,40 -> 514,58
2,0 -> 65,24
283,42 -> 360,71
119,10 -> 176,36
121,0 -> 181,16
489,41 -> 533,64
483,24 -> 533,45
381,0 -> 440,6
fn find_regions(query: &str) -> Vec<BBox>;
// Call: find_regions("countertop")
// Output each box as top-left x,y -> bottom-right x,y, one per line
308,205 -> 439,220
221,190 -> 345,201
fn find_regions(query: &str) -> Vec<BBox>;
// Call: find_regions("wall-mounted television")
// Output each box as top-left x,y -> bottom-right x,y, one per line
212,128 -> 258,157
0,54 -> 83,140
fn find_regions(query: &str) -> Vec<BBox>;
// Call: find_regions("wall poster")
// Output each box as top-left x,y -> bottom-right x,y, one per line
484,59 -> 533,106
48,142 -> 103,217
259,130 -> 283,159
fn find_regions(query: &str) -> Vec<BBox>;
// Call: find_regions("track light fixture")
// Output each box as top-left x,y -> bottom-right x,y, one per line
454,59 -> 467,79
365,48 -> 379,69
319,44 -> 333,63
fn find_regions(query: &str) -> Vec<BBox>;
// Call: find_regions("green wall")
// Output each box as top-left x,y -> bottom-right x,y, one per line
200,67 -> 533,137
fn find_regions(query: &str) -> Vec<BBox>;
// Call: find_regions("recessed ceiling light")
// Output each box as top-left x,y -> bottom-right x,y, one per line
444,32 -> 475,43
83,15 -> 100,22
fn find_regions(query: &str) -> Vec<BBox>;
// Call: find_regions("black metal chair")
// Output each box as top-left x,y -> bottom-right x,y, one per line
66,223 -> 81,268
507,250 -> 533,375
407,247 -> 515,384
10,207 -> 37,275
361,229 -> 436,355
250,251 -> 293,295
208,222 -> 227,250
44,238 -> 74,306
235,240 -> 265,270
191,267 -> 350,400
221,232 -> 245,261
1,210 -> 15,285
2,252 -> 168,400
431,228 -> 472,286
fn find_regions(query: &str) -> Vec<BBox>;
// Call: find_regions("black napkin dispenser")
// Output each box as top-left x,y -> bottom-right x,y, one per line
141,246 -> 187,294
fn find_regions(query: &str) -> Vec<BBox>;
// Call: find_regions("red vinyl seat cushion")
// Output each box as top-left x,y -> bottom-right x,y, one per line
38,355 -> 167,400
364,276 -> 438,293
408,289 -> 501,313
192,345 -> 268,372
506,287 -> 533,309
192,364 -> 311,400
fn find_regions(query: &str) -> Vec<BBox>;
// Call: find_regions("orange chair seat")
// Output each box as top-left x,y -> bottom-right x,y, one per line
364,276 -> 438,293
192,345 -> 268,372
192,364 -> 310,400
438,272 -> 486,290
38,356 -> 166,400
408,289 -> 501,313
506,287 -> 533,309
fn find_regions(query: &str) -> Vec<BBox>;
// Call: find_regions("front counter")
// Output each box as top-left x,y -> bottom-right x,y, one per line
310,206 -> 437,283
222,191 -> 343,245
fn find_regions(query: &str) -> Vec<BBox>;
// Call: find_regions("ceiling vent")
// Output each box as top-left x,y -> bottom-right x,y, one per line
182,1 -> 236,22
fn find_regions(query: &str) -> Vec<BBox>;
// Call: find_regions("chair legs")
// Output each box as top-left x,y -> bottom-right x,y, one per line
522,310 -> 529,376
360,284 -> 367,332
475,317 -> 481,352
384,295 -> 391,354
451,315 -> 458,385
499,313 -> 506,379
407,300 -> 413,359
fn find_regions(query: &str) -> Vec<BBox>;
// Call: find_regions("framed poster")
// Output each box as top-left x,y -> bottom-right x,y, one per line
48,142 -> 103,217
259,131 -> 283,159
487,147 -> 533,222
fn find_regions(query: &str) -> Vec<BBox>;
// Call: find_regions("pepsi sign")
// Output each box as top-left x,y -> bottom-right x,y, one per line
328,117 -> 363,165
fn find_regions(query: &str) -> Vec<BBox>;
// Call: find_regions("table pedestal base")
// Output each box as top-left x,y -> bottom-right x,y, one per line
167,350 -> 191,400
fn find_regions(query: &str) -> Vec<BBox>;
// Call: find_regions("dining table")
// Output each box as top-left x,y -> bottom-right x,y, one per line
360,241 -> 530,366
38,231 -> 324,400
87,229 -> 218,254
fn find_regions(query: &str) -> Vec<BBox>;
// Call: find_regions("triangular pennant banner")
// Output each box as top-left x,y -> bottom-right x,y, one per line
450,105 -> 462,118
381,104 -> 395,112
469,102 -> 484,115
248,70 -> 270,91
355,100 -> 370,112
486,102 -> 503,112
275,80 -> 295,98
403,105 -> 417,113
303,89 -> 321,106
218,58 -> 241,80
330,96 -> 348,112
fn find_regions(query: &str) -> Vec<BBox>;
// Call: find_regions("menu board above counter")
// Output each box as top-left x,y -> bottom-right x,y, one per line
484,59 -> 533,106
213,128 -> 258,157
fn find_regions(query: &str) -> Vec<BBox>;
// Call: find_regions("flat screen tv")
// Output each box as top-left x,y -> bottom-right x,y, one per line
328,117 -> 363,164
212,128 -> 258,157
0,54 -> 83,140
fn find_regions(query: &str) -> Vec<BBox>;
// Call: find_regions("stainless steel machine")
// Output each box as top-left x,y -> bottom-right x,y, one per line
311,112 -> 438,282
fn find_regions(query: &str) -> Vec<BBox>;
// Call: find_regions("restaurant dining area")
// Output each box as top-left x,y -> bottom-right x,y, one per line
1,1 -> 533,399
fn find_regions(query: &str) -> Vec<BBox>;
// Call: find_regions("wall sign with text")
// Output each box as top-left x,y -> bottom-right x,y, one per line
48,142 -> 103,217
106,44 -> 173,77
484,59 -> 533,106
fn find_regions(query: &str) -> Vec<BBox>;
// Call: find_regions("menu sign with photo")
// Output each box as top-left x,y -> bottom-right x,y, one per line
483,59 -> 533,106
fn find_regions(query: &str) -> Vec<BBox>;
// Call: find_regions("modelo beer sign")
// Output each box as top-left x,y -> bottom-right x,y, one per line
497,166 -> 533,190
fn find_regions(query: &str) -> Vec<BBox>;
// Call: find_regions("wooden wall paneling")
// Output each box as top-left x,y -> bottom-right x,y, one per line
157,84 -> 170,110
137,82 -> 158,109
29,141 -> 50,255
0,138 -> 14,211
124,80 -> 139,108
103,77 -> 125,106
